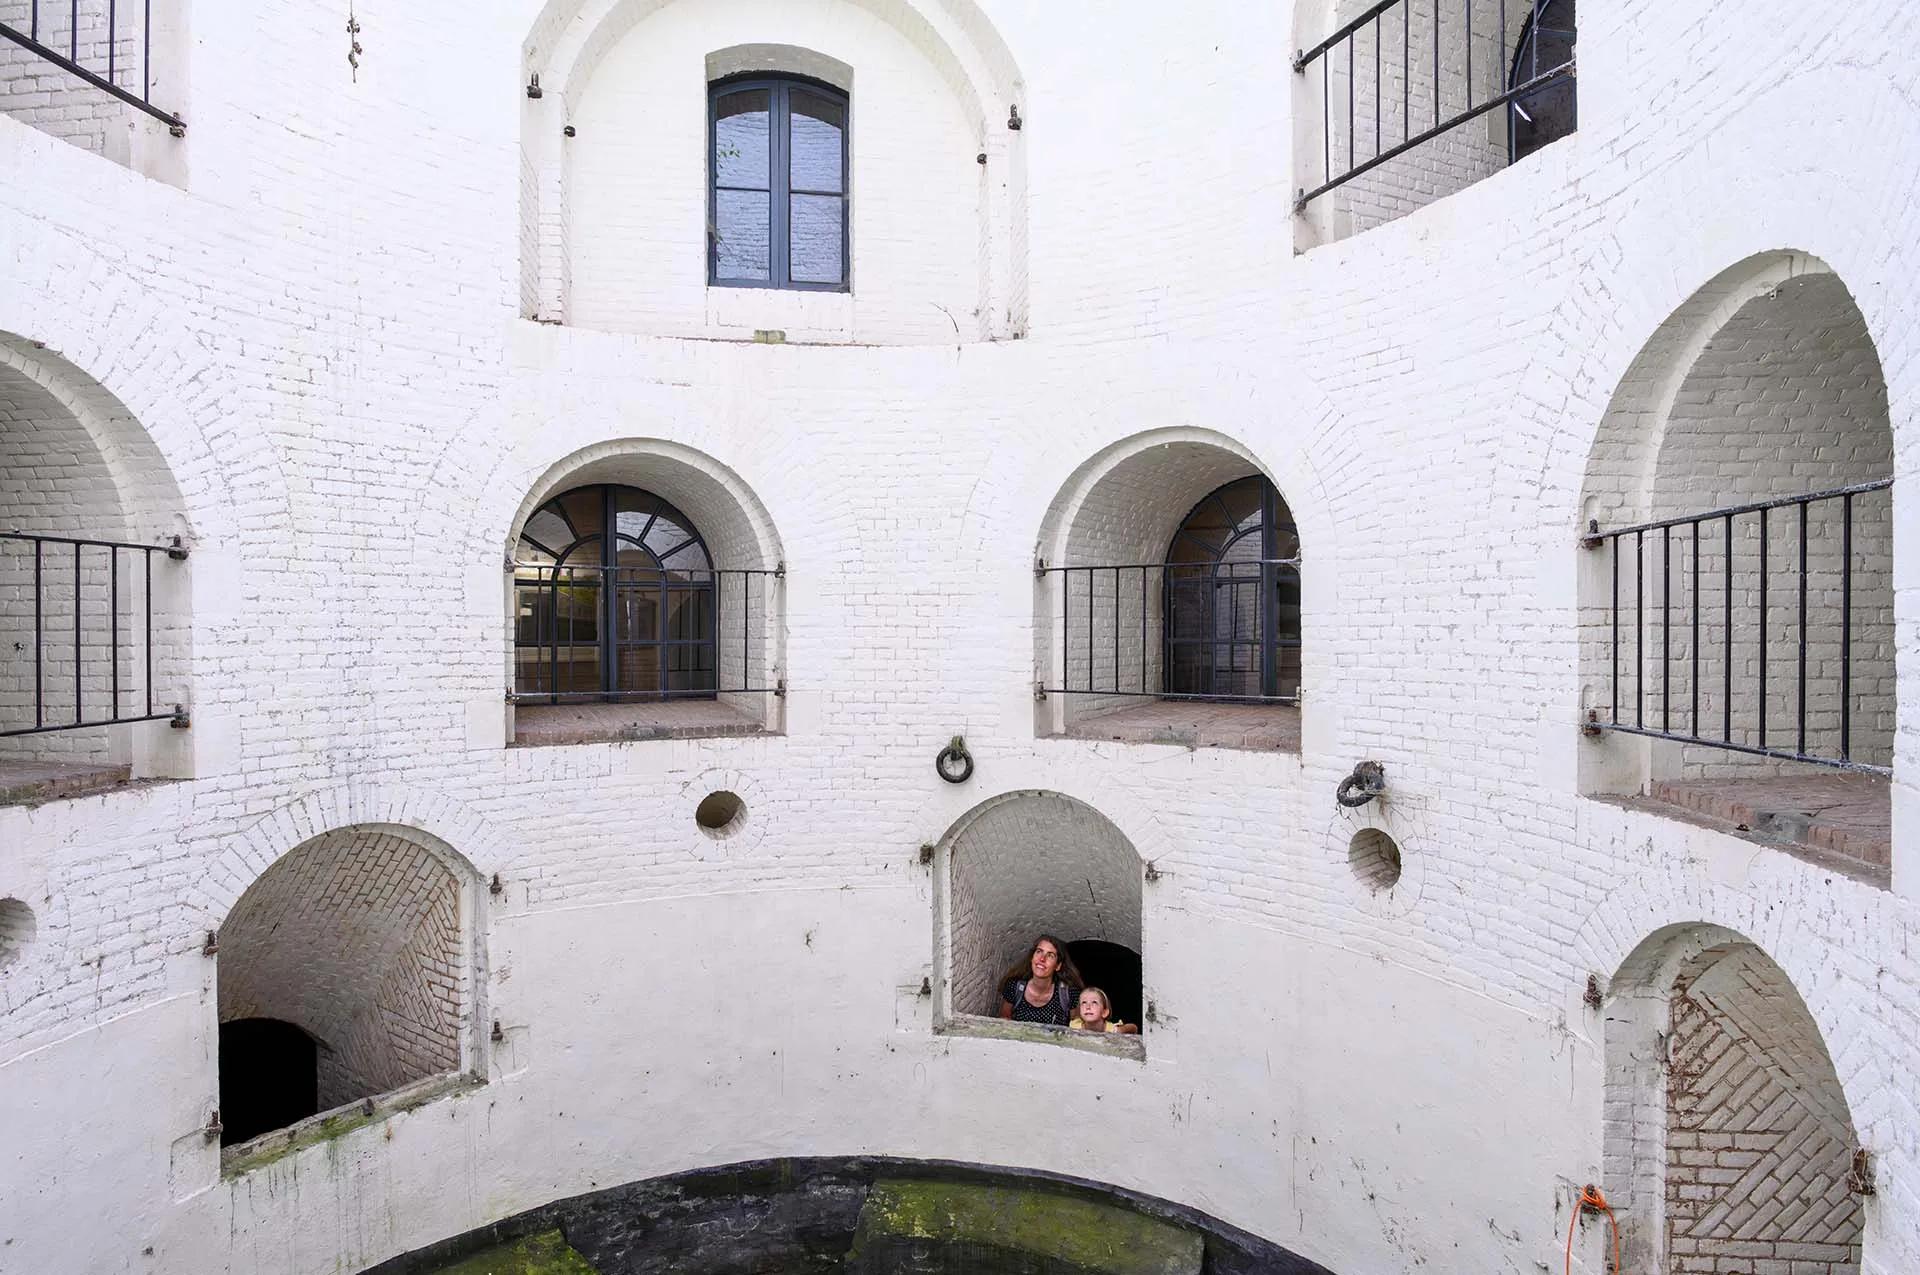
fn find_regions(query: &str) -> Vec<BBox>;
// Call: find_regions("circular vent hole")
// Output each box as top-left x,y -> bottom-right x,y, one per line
0,898 -> 37,966
1348,829 -> 1403,892
695,790 -> 746,835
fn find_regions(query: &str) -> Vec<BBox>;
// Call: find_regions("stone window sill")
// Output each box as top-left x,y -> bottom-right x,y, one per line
936,1013 -> 1145,1061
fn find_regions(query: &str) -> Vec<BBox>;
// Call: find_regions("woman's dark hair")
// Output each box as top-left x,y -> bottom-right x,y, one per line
998,934 -> 1084,999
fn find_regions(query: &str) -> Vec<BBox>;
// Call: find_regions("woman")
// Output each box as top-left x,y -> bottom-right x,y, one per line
996,935 -> 1083,1026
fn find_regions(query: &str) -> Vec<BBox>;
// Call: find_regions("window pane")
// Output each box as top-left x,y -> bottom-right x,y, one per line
790,194 -> 845,284
715,189 -> 771,281
713,89 -> 770,189
789,91 -> 845,194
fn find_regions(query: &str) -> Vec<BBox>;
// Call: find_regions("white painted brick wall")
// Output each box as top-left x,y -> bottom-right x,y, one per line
0,2 -> 1915,1274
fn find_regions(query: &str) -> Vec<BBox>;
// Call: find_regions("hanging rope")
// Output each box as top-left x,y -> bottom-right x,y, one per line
1564,1183 -> 1621,1275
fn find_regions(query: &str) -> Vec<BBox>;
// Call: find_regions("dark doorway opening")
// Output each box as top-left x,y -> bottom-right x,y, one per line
1065,939 -> 1142,1028
218,1017 -> 320,1146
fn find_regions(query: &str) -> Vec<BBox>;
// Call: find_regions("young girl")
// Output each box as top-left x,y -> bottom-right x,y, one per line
1070,987 -> 1139,1034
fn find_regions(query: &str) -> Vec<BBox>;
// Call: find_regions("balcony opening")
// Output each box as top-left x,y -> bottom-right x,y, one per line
1293,0 -> 1576,246
1577,254 -> 1893,884
1037,433 -> 1301,753
0,333 -> 190,805
504,444 -> 784,747
216,825 -> 481,1162
0,0 -> 186,175
1604,925 -> 1865,1274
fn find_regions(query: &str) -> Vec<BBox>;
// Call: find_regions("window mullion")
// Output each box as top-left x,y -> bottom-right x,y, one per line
771,84 -> 791,286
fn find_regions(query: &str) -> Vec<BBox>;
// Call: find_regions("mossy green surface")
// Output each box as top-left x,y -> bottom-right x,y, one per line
848,1178 -> 1203,1275
428,1229 -> 600,1275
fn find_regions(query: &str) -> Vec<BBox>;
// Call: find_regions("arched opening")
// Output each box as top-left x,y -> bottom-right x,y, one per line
0,334 -> 191,803
217,1018 -> 320,1147
1293,0 -> 1576,245
505,442 -> 783,746
940,792 -> 1144,1048
1578,255 -> 1894,880
520,0 -> 1026,343
216,826 -> 478,1150
1036,434 -> 1301,752
1603,927 -> 1865,1274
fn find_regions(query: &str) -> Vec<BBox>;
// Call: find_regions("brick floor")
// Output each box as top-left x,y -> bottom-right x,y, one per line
1638,772 -> 1891,884
1056,700 -> 1301,753
0,757 -> 134,807
511,700 -> 767,747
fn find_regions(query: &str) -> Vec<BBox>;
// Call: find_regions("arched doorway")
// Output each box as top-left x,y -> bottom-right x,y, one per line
1164,475 -> 1301,702
1604,927 -> 1866,1273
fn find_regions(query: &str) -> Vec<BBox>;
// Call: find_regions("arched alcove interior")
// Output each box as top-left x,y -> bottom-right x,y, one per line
944,792 -> 1143,1024
216,826 -> 476,1146
1036,437 -> 1299,736
521,0 -> 1026,342
1603,926 -> 1864,1274
1294,0 -> 1574,245
0,333 -> 189,773
1578,256 -> 1894,805
506,443 -> 784,732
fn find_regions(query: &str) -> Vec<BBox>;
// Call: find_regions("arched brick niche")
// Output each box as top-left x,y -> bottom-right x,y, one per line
0,333 -> 191,777
519,0 -> 1026,343
1577,254 -> 1894,824
1602,925 -> 1865,1275
937,791 -> 1143,1042
502,439 -> 786,743
216,825 -> 481,1149
1033,429 -> 1303,752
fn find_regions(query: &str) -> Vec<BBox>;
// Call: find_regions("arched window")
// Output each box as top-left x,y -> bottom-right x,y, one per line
1164,476 -> 1300,701
514,485 -> 717,701
1509,0 -> 1576,162
710,76 -> 849,290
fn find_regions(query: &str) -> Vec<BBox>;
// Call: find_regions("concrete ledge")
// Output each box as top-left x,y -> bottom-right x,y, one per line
1052,701 -> 1301,754
221,1072 -> 481,1177
936,1013 -> 1146,1061
510,700 -> 769,747
0,757 -> 134,806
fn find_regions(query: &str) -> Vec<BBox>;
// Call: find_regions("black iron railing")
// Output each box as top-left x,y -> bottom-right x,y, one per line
1293,0 -> 1573,210
0,530 -> 187,736
1038,559 -> 1302,705
510,563 -> 782,704
0,0 -> 184,131
1583,480 -> 1894,775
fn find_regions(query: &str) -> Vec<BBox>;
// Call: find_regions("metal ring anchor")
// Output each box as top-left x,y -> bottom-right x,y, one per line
935,737 -> 974,784
1336,760 -> 1386,808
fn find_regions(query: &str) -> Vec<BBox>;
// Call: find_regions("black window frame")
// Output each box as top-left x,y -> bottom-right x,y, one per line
708,73 -> 851,293
513,484 -> 719,703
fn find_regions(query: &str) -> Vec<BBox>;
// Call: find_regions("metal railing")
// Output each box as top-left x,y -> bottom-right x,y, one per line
1583,480 -> 1894,775
1293,0 -> 1573,210
0,0 -> 185,131
510,563 -> 783,704
1037,559 -> 1302,705
0,530 -> 187,736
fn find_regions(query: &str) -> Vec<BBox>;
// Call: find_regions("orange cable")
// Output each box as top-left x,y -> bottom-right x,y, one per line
1565,1183 -> 1622,1275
